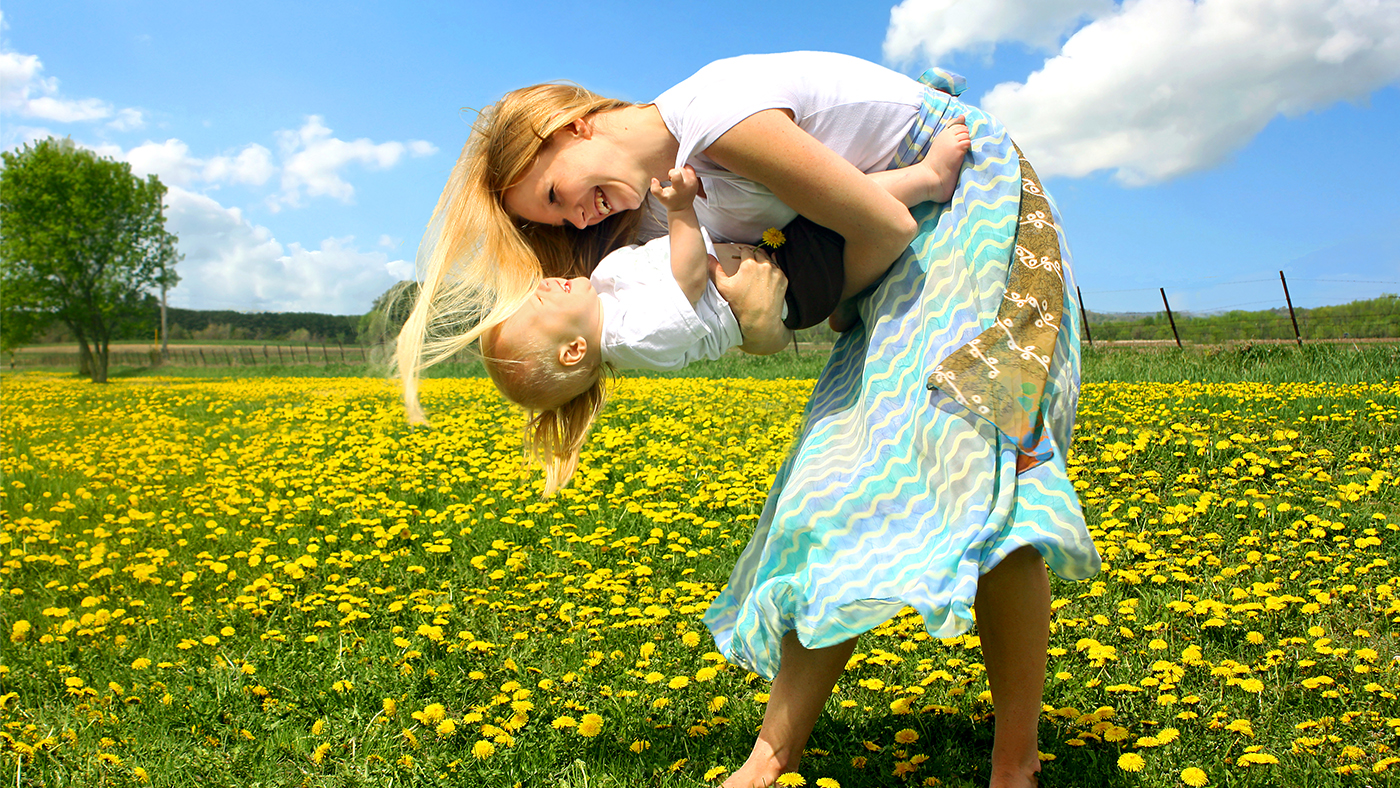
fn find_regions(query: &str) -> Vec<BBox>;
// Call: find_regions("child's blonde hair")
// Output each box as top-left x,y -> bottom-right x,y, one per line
393,83 -> 642,424
481,322 -> 609,495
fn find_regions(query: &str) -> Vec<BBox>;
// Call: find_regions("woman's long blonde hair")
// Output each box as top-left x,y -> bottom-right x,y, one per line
393,83 -> 643,424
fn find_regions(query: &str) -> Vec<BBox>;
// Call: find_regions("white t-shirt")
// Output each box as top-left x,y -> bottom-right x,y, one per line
648,51 -> 925,243
594,234 -> 743,372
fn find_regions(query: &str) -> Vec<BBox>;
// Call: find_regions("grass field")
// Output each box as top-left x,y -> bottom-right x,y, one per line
1,346 -> 1397,787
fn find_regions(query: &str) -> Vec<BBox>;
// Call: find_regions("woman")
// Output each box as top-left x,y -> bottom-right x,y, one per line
396,51 -> 1101,788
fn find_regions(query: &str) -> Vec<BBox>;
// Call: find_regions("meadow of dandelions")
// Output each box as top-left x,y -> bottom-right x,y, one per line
1,374 -> 1397,787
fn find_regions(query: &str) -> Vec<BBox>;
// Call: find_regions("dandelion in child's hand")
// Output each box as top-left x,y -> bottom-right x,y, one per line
761,227 -> 786,248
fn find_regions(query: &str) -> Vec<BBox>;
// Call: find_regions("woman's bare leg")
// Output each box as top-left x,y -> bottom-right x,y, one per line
723,632 -> 859,788
976,545 -> 1051,788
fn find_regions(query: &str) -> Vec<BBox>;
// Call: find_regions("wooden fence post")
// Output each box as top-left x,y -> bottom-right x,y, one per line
1077,285 -> 1093,349
1279,271 -> 1303,347
338,341 -> 346,362
1160,288 -> 1182,348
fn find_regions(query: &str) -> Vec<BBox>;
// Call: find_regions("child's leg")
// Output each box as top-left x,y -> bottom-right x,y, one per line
865,116 -> 971,210
828,118 -> 972,332
722,633 -> 858,788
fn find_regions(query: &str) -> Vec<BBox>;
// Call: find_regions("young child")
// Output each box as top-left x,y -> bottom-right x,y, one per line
481,118 -> 971,493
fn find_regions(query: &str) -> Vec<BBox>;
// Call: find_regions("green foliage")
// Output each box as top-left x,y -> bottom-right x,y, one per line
1085,294 -> 1400,343
0,137 -> 180,382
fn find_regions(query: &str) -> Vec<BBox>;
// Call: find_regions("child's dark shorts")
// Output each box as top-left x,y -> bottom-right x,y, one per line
770,215 -> 846,330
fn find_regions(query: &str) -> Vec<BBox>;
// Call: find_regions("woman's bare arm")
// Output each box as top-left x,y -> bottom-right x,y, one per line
704,109 -> 918,300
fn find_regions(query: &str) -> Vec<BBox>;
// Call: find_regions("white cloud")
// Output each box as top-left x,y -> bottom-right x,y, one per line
163,186 -> 409,313
270,116 -> 438,210
108,108 -> 145,131
123,139 -> 276,188
885,0 -> 1113,63
888,0 -> 1400,185
0,48 -> 143,129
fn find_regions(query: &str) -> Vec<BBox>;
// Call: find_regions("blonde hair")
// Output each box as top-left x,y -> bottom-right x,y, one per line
481,323 -> 609,495
393,83 -> 643,424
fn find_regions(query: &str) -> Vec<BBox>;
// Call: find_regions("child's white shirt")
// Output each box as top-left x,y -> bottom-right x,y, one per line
593,232 -> 743,371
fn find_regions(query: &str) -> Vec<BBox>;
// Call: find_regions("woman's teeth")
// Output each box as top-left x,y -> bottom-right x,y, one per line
595,188 -> 612,217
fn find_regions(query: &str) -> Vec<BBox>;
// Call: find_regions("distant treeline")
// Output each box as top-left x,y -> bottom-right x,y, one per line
160,308 -> 361,344
37,289 -> 1397,348
1084,294 -> 1399,343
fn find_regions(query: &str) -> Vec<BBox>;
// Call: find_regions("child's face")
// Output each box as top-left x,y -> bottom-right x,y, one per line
503,276 -> 603,364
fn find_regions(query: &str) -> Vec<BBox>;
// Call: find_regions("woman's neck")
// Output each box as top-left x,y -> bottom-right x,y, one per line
595,104 -> 678,182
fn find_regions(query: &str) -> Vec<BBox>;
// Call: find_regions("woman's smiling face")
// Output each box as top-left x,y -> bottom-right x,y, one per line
503,120 -> 645,229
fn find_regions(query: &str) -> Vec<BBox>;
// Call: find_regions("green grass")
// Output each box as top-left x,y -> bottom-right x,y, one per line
9,341 -> 1396,386
1,359 -> 1397,786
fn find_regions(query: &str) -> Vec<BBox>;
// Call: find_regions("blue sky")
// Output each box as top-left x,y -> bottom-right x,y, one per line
2,0 -> 1398,315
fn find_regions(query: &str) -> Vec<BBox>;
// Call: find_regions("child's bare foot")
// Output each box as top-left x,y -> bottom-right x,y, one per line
921,115 -> 971,204
721,739 -> 793,788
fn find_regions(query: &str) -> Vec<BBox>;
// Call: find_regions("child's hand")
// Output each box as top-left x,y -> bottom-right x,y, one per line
649,165 -> 700,212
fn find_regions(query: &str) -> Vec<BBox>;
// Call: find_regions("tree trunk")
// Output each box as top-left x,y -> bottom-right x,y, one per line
77,337 -> 94,379
92,339 -> 109,383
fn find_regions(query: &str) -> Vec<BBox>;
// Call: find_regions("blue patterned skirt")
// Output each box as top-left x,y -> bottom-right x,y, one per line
703,72 -> 1103,679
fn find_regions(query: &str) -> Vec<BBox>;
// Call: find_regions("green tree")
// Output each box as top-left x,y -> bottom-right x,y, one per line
0,137 -> 180,382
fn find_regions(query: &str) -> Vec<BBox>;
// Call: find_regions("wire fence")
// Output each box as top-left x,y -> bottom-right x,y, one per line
10,343 -> 376,370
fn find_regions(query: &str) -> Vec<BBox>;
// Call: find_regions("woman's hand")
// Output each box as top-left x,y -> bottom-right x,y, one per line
710,246 -> 793,355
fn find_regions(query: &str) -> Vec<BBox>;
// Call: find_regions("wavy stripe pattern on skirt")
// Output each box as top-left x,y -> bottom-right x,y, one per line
703,74 -> 1103,680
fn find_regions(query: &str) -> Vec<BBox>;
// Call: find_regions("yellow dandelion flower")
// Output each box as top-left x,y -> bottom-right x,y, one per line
776,773 -> 806,787
310,742 -> 331,765
704,766 -> 728,781
761,227 -> 787,248
1238,753 -> 1278,766
131,658 -> 151,670
132,766 -> 150,784
1118,753 -> 1145,772
894,729 -> 918,744
668,676 -> 690,690
471,740 -> 495,759
382,698 -> 397,716
682,631 -> 702,647
630,740 -> 650,753
578,713 -> 604,737
1180,767 -> 1209,786
10,620 -> 30,643
311,718 -> 325,736
552,716 -> 577,729
816,779 -> 841,788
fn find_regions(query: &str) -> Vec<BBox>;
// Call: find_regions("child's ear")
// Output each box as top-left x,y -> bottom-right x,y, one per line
559,337 -> 588,367
565,117 -> 593,139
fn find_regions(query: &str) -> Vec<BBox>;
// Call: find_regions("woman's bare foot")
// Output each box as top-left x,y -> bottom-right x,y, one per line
921,116 -> 971,204
720,738 -> 793,788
